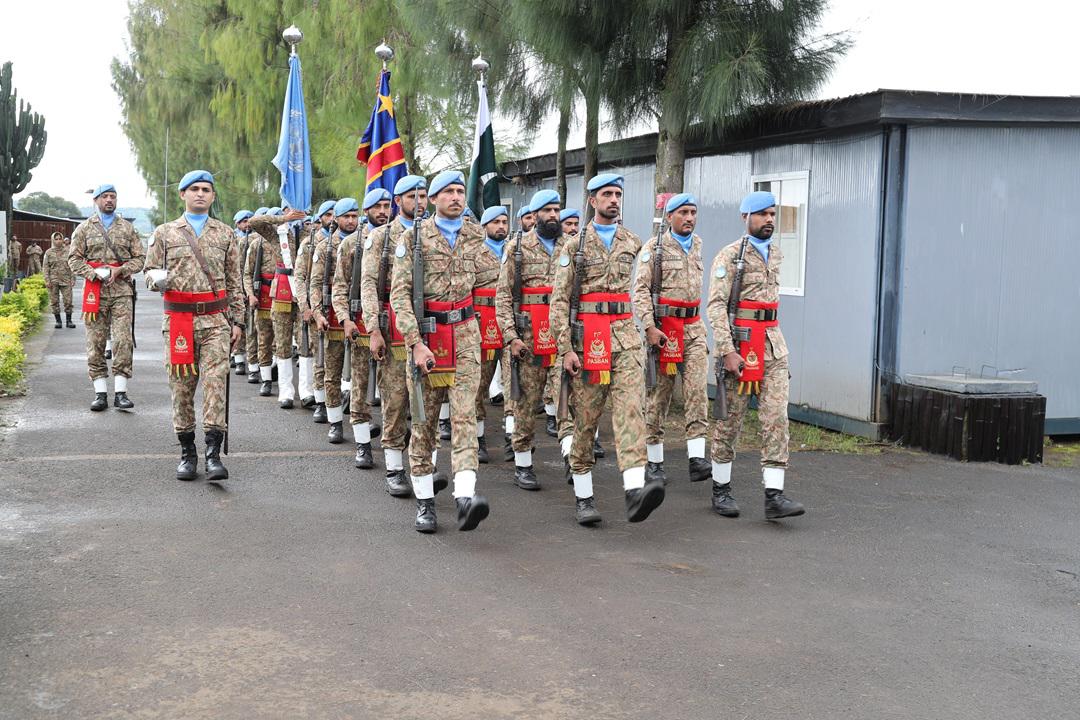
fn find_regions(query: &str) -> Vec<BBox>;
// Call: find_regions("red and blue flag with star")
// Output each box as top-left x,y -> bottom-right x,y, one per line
356,70 -> 407,200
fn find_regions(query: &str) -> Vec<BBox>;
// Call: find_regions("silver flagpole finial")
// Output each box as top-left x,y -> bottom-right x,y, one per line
375,41 -> 394,70
283,26 -> 303,57
472,53 -> 489,78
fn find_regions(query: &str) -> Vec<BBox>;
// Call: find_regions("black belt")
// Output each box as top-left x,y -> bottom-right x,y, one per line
164,297 -> 229,314
657,305 -> 700,319
735,308 -> 778,321
275,267 -> 293,276
258,278 -> 272,287
424,305 -> 475,324
579,301 -> 631,314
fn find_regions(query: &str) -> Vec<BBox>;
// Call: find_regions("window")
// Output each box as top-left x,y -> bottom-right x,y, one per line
751,171 -> 809,296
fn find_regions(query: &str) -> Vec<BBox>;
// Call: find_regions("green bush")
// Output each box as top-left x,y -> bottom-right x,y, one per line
0,278 -> 46,327
0,277 -> 48,390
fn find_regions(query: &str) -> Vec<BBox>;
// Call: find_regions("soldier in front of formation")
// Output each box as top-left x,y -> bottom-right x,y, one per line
143,170 -> 245,482
43,232 -> 76,329
68,184 -> 145,411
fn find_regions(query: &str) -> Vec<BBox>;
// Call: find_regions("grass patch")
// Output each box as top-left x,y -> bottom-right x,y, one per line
1043,436 -> 1080,468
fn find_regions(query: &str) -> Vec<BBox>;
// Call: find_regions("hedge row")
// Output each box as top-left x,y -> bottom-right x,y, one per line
0,275 -> 49,389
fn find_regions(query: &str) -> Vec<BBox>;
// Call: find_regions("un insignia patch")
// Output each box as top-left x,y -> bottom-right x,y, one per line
559,255 -> 570,267
641,251 -> 651,263
715,265 -> 727,279
395,244 -> 407,258
364,237 -> 373,250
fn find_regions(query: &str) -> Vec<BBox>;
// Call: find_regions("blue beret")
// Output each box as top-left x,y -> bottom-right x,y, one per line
462,207 -> 473,217
529,189 -> 561,212
665,193 -> 697,214
255,207 -> 270,216
334,198 -> 360,217
270,206 -> 283,216
394,174 -> 427,196
586,173 -> 624,193
179,170 -> 214,191
92,184 -> 116,199
233,210 -> 253,224
316,200 -> 337,218
480,206 -> 508,226
517,205 -> 534,219
559,208 -> 580,222
740,191 -> 776,214
429,170 -> 465,196
362,188 -> 391,210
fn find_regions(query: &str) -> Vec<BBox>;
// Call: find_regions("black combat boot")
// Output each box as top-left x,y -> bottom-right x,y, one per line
575,497 -> 602,526
234,361 -> 246,376
354,442 -> 374,469
545,414 -> 557,438
385,469 -> 411,497
625,480 -> 665,523
204,429 -> 228,481
456,495 -> 490,532
764,489 -> 805,520
490,392 -> 503,406
439,418 -> 451,441
434,471 -> 449,495
90,392 -> 109,412
646,461 -> 667,486
711,482 -> 740,517
312,402 -> 328,423
327,421 -> 343,444
65,313 -> 75,328
259,380 -> 273,397
279,397 -> 294,410
689,457 -> 711,483
593,436 -> 605,458
415,498 -> 437,533
477,436 -> 489,464
503,433 -> 514,462
370,423 -> 381,439
176,431 -> 198,481
247,370 -> 260,384
514,465 -> 540,491
53,313 -> 62,329
301,395 -> 316,409
114,392 -> 134,410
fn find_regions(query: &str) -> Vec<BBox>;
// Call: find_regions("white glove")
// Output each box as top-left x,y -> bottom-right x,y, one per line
145,269 -> 168,292
94,267 -> 111,280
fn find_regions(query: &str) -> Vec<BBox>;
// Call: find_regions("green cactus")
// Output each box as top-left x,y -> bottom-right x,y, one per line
0,61 -> 48,273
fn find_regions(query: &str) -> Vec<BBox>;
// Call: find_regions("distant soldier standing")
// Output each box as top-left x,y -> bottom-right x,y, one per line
293,203 -> 331,410
303,199 -> 338,423
8,236 -> 22,276
239,208 -> 265,384
550,173 -> 665,526
472,206 -> 510,465
143,170 -> 245,482
231,210 -> 253,375
43,232 -> 75,329
707,191 -> 805,520
68,184 -> 145,411
634,193 -> 712,485
25,242 -> 43,275
390,171 -> 489,533
308,199 -> 350,443
517,205 -> 535,234
559,208 -> 580,237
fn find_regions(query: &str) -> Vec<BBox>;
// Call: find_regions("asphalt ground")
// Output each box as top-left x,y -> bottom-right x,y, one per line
1,285 -> 1078,719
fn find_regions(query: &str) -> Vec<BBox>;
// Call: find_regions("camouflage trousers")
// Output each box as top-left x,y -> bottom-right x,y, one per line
254,310 -> 274,366
85,295 -> 134,381
376,350 -> 410,451
711,353 -> 790,469
346,338 -> 374,426
163,323 -> 230,433
297,318 -> 315,359
48,283 -> 73,314
646,332 -> 709,445
500,354 -> 512,419
405,333 -> 481,477
27,257 -> 41,275
475,357 -> 499,424
272,306 -> 296,358
315,335 -> 345,410
242,306 -> 257,364
568,348 -> 647,474
510,358 -> 561,452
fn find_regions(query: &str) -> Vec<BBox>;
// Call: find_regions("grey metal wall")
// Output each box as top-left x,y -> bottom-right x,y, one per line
898,125 -> 1080,423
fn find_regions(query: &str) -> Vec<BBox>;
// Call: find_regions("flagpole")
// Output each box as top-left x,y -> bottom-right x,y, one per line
470,53 -> 490,217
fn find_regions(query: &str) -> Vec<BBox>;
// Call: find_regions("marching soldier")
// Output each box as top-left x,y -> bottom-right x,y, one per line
241,208 -> 269,384
68,184 -> 145,411
231,210 -> 253,375
303,200 -> 338,423
308,199 -> 350,443
634,193 -> 711,486
43,232 -> 76,329
559,208 -> 580,237
473,206 -> 510,465
389,170 -> 489,533
495,189 -> 568,491
550,173 -> 665,526
143,170 -> 244,482
25,242 -> 43,275
362,175 -> 427,496
332,191 -> 386,469
707,190 -> 805,520
293,204 -> 331,410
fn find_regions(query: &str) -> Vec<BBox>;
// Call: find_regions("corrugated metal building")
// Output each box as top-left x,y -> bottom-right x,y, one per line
499,90 -> 1080,437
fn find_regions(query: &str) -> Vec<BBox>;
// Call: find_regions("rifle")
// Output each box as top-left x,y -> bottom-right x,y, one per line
316,221 -> 338,371
713,237 -> 749,420
645,209 -> 669,390
410,217 -> 436,423
557,226 -> 588,421
343,220 -> 366,410
249,238 -> 264,362
224,339 -> 231,454
509,228 -> 525,402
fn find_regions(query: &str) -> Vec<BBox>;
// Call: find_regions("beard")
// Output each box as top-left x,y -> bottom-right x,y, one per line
489,229 -> 508,242
536,218 -> 562,239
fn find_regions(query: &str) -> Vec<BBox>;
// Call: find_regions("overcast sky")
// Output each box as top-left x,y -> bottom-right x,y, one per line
6,0 -> 1080,210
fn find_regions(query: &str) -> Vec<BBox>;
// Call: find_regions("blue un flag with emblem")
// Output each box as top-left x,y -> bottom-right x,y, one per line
272,54 -> 313,212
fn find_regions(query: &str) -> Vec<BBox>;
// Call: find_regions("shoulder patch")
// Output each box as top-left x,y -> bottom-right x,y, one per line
364,237 -> 373,250
148,234 -> 156,249
559,254 -> 570,267
395,244 -> 407,258
641,250 -> 651,263
313,250 -> 320,264
715,265 -> 727,279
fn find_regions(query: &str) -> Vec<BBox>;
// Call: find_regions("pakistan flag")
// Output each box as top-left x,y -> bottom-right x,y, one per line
467,78 -> 500,218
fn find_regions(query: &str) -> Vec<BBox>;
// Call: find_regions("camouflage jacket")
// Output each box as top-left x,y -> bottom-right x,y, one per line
309,231 -> 342,323
244,214 -> 297,300
293,229 -> 318,314
632,231 -> 707,341
26,244 -> 43,258
550,223 -> 643,356
331,226 -> 375,327
68,215 -> 145,297
43,246 -> 74,286
144,216 -> 245,331
8,241 -> 20,261
706,237 -> 788,359
360,217 -> 412,331
388,216 -> 485,349
494,230 -> 569,347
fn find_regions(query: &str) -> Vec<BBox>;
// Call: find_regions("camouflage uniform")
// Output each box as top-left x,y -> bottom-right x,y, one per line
331,227 -> 376,434
389,217 -> 484,485
232,231 -> 251,369
247,216 -> 299,363
473,239 -> 505,434
293,229 -> 317,400
25,244 -> 43,275
242,217 -> 282,376
144,216 -> 245,432
633,230 -> 710,465
8,240 -> 21,275
310,230 -> 346,418
43,245 -> 74,314
68,215 -> 145,382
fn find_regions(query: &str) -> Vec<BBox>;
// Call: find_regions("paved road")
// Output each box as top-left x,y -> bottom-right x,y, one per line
1,288 -> 1078,719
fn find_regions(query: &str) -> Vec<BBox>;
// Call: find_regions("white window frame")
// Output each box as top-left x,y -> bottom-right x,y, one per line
750,170 -> 809,297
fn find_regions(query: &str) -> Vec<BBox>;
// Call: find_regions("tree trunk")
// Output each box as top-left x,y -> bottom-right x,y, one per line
654,121 -> 685,195
556,97 -> 570,203
582,85 -> 599,218
399,93 -> 420,174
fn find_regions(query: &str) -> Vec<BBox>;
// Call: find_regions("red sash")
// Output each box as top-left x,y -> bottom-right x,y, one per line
473,287 -> 502,361
82,261 -> 121,321
579,292 -> 631,385
657,298 -> 701,375
382,303 -> 407,361
522,286 -> 557,368
734,300 -> 778,394
272,265 -> 293,312
257,273 -> 274,311
164,290 -> 227,376
423,297 -> 472,388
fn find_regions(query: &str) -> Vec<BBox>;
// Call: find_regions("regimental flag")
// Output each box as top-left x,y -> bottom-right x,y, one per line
272,54 -> 313,212
356,70 -> 408,203
466,78 -> 500,218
